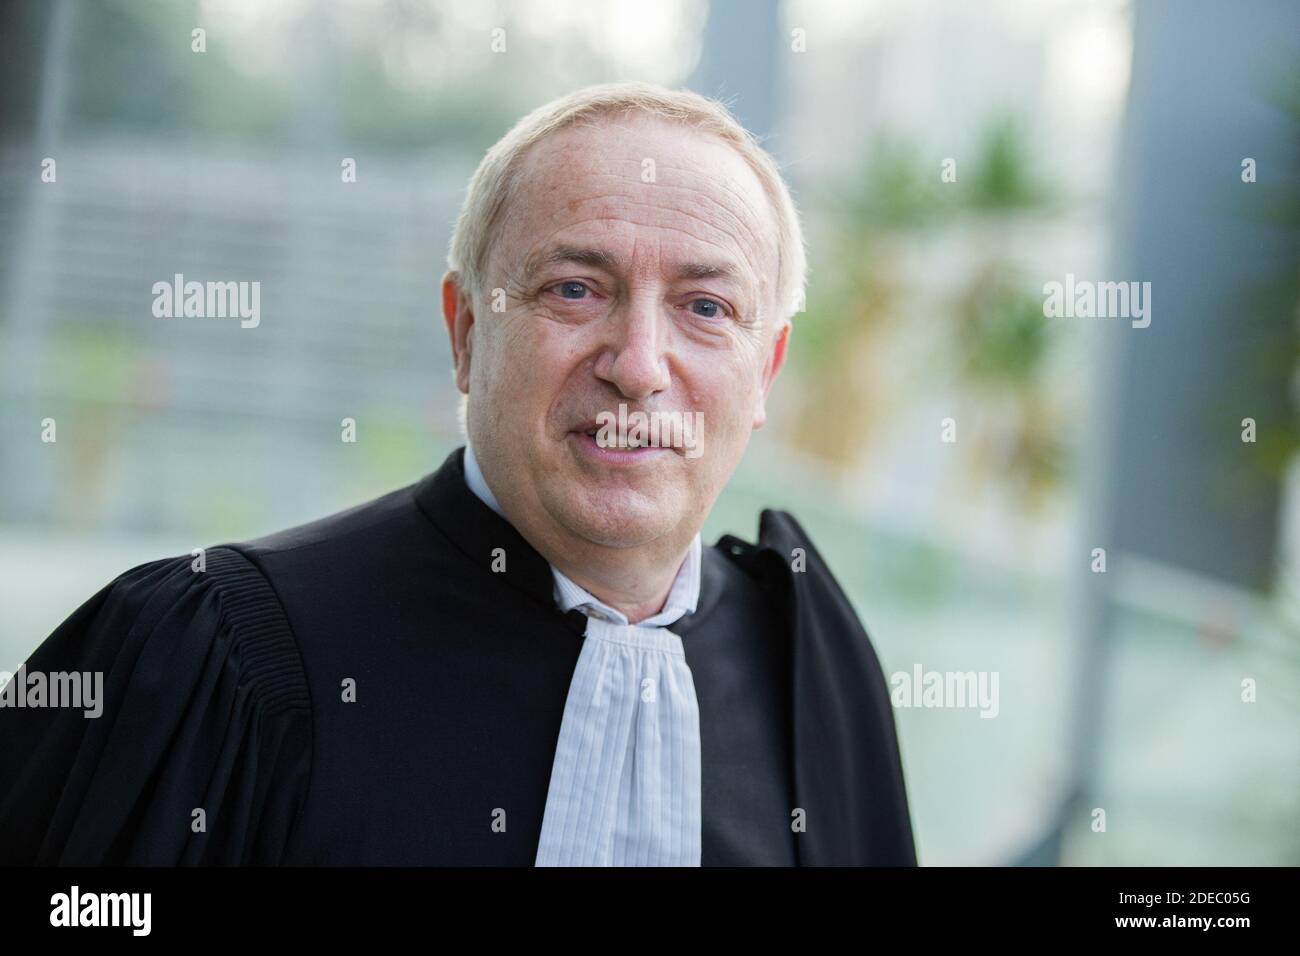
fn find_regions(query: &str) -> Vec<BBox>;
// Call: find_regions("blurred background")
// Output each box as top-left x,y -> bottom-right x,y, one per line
1,0 -> 1297,865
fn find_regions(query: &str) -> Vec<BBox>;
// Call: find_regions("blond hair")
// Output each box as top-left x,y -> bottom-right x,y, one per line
446,81 -> 807,324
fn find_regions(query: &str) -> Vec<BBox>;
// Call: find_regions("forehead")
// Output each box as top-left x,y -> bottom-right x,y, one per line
494,115 -> 778,288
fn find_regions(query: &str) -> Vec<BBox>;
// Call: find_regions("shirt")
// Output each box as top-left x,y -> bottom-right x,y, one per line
463,440 -> 704,865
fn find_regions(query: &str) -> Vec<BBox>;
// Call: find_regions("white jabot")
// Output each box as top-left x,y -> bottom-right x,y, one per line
462,440 -> 703,866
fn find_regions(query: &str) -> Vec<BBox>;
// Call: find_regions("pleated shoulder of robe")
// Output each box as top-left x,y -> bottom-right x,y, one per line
0,446 -> 916,866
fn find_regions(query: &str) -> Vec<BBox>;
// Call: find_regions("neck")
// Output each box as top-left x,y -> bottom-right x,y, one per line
462,441 -> 696,623
549,544 -> 687,624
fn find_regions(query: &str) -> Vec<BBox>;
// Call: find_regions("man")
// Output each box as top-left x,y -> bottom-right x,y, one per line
0,83 -> 915,866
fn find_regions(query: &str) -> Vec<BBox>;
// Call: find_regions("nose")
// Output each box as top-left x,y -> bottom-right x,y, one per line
594,293 -> 670,401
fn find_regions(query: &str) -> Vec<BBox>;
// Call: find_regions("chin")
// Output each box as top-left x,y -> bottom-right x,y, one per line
551,489 -> 680,549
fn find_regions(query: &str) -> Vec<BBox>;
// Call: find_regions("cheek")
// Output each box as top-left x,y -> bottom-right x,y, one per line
486,311 -> 586,415
684,341 -> 764,409
685,366 -> 763,458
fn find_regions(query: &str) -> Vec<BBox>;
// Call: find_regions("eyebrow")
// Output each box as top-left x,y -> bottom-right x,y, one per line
525,246 -> 620,278
522,245 -> 742,284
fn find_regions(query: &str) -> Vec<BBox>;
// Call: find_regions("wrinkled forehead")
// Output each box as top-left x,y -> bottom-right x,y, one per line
491,116 -> 779,296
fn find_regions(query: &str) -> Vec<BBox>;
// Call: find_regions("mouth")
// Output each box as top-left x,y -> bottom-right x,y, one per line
567,422 -> 677,463
575,424 -> 653,448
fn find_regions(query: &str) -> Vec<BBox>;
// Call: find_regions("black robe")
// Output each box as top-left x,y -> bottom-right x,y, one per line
0,446 -> 916,866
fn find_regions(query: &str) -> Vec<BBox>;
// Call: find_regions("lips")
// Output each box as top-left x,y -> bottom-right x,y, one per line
570,420 -> 654,449
565,406 -> 702,457
595,431 -> 652,448
570,431 -> 667,461
566,414 -> 678,454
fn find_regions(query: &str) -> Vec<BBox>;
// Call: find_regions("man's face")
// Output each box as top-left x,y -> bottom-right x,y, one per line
446,115 -> 789,554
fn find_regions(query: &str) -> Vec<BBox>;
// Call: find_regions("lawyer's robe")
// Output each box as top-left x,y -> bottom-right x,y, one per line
0,447 -> 915,865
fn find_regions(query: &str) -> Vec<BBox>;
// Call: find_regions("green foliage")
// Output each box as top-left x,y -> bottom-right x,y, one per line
967,115 -> 1047,211
50,323 -> 134,401
789,113 -> 1068,498
68,0 -> 291,141
957,272 -> 1052,387
827,114 -> 1049,234
1236,69 -> 1300,481
56,1 -> 637,154
840,137 -> 955,230
798,113 -> 1058,380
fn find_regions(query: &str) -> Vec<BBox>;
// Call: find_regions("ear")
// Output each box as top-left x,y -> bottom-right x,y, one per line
752,319 -> 790,431
441,271 -> 474,394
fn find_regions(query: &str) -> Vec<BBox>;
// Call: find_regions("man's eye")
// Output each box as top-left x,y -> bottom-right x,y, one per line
688,298 -> 724,318
553,281 -> 590,300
